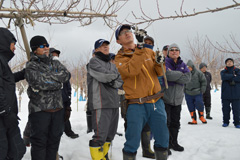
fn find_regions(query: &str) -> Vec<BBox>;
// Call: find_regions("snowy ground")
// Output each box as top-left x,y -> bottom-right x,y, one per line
18,89 -> 240,160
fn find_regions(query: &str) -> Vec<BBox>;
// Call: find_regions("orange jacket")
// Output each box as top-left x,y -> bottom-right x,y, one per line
115,47 -> 165,103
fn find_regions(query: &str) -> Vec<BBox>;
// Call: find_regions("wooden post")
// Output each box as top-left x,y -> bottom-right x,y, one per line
15,17 -> 31,60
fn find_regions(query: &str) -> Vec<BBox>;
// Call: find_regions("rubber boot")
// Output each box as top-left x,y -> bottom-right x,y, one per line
154,146 -> 168,160
89,140 -> 104,160
141,131 -> 155,159
205,107 -> 213,120
103,141 -> 111,160
86,111 -> 93,133
123,149 -> 136,160
198,111 -> 207,124
188,111 -> 197,125
206,113 -> 213,120
169,128 -> 184,152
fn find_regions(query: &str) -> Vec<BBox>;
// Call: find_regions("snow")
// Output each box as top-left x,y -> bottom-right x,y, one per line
18,89 -> 240,160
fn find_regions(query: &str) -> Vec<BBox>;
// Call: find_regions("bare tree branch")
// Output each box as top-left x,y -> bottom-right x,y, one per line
130,1 -> 240,25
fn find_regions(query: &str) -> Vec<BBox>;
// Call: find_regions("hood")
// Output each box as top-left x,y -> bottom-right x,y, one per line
0,27 -> 17,62
187,60 -> 196,70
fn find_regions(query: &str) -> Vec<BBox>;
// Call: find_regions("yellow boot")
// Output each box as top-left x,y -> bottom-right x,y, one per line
89,146 -> 104,160
103,141 -> 111,160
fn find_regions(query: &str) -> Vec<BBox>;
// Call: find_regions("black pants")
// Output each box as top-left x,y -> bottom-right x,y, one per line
64,120 -> 73,135
203,90 -> 211,114
0,117 -> 26,160
222,99 -> 240,126
165,104 -> 181,145
29,109 -> 64,160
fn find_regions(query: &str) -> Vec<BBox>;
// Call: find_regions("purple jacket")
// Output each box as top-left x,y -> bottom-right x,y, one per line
162,57 -> 191,106
165,57 -> 189,86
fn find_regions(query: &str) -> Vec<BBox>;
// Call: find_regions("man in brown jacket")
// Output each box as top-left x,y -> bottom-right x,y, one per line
115,24 -> 169,160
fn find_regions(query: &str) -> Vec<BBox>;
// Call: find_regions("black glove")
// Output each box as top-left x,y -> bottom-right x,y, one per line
135,29 -> 147,49
3,112 -> 19,129
156,55 -> 165,64
0,107 -> 10,117
64,106 -> 72,122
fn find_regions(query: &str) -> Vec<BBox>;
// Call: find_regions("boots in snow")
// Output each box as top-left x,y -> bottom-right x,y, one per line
188,111 -> 197,125
123,149 -> 136,160
89,140 -> 104,160
103,141 -> 111,160
169,128 -> 184,152
198,111 -> 207,124
206,113 -> 213,120
141,131 -> 155,159
154,146 -> 168,160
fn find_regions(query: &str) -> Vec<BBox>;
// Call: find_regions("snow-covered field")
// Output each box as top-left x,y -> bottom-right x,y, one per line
18,89 -> 240,160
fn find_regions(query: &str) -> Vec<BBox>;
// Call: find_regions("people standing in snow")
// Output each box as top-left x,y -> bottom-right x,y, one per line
114,24 -> 169,160
0,27 -> 26,160
25,35 -> 70,160
220,58 -> 240,128
162,44 -> 191,154
199,63 -> 213,120
185,60 -> 207,125
87,39 -> 123,160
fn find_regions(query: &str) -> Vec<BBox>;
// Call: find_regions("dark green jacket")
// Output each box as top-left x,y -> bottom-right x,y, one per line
185,60 -> 207,96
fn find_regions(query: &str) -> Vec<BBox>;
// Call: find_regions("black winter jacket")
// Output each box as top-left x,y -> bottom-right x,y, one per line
62,75 -> 71,107
0,28 -> 18,115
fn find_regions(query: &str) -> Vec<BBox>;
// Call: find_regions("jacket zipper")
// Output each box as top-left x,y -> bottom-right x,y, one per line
142,65 -> 155,103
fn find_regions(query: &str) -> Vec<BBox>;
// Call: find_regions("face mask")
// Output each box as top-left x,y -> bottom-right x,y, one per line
143,44 -> 154,50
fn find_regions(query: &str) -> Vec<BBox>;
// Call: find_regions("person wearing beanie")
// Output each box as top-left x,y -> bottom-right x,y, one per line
220,58 -> 240,128
185,60 -> 207,125
162,45 -> 169,57
115,24 -> 169,160
144,36 -> 154,50
87,39 -> 123,160
162,43 -> 191,154
0,27 -> 26,160
25,35 -> 70,159
199,63 -> 213,119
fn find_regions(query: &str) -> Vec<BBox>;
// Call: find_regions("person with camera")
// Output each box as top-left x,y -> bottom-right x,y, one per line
220,58 -> 240,128
115,24 -> 169,160
185,60 -> 207,125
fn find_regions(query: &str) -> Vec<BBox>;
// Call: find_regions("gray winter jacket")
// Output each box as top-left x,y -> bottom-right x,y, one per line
25,54 -> 70,114
163,68 -> 191,106
185,60 -> 207,96
87,53 -> 123,111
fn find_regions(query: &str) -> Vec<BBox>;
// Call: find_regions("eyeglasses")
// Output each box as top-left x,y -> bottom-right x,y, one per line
169,49 -> 179,52
119,30 -> 132,36
39,44 -> 49,48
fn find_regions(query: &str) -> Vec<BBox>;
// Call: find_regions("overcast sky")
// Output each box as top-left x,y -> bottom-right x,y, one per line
1,0 -> 240,64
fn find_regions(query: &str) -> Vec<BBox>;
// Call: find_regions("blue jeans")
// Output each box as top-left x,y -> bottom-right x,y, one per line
124,99 -> 169,153
185,93 -> 204,112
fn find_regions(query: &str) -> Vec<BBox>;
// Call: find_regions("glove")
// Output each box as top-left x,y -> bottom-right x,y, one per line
3,112 -> 19,129
134,29 -> 147,49
0,107 -> 10,116
156,55 -> 165,64
64,106 -> 72,122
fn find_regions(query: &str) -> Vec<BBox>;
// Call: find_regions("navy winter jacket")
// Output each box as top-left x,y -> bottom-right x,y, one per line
221,66 -> 240,100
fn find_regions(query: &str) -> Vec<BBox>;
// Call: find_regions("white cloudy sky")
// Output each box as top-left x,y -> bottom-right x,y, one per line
1,0 -> 240,64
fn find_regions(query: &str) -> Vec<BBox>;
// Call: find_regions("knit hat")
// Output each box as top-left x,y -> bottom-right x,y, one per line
30,36 -> 48,52
199,63 -> 207,70
144,36 -> 154,45
115,24 -> 131,40
225,58 -> 234,64
162,45 -> 169,51
167,43 -> 180,55
50,48 -> 60,55
94,39 -> 110,50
